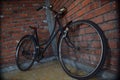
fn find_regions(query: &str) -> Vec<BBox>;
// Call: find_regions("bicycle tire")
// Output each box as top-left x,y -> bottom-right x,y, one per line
16,35 -> 37,71
58,20 -> 107,79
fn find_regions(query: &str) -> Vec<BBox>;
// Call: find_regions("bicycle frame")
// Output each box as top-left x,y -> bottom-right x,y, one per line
34,15 -> 66,55
16,5 -> 107,79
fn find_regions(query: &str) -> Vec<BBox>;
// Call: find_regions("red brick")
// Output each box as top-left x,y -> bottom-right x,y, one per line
112,1 -> 117,10
91,15 -> 104,24
100,0 -> 110,5
66,3 -> 81,18
100,21 -> 117,31
88,1 -> 99,11
108,40 -> 118,48
77,7 -> 87,17
81,0 -> 91,7
94,2 -> 112,16
105,30 -> 119,39
68,2 -> 75,11
104,11 -> 117,21
111,58 -> 119,66
1,0 -> 119,73
110,49 -> 120,56
1,0 -> 47,67
68,0 -> 82,11
91,41 -> 101,48
83,11 -> 95,19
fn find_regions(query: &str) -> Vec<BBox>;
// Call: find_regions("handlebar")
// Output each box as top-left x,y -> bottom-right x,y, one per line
36,5 -> 67,18
36,5 -> 53,11
36,5 -> 58,15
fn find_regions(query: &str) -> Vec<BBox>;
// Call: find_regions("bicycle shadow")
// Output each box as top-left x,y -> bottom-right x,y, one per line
103,0 -> 120,80
62,2 -> 120,79
116,0 -> 120,80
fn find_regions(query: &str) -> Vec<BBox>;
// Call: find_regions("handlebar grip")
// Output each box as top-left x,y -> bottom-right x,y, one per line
36,6 -> 43,11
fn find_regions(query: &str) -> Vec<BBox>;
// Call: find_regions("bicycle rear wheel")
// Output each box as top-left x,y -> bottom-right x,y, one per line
16,35 -> 37,71
58,20 -> 107,79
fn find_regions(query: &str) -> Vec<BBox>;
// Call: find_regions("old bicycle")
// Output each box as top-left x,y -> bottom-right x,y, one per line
16,5 -> 107,79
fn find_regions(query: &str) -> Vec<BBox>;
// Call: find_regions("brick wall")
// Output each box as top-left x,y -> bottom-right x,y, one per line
0,0 -> 53,68
51,0 -> 119,75
0,0 -> 119,77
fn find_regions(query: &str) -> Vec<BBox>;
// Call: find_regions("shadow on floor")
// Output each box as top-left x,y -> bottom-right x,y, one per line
1,61 -> 100,80
1,61 -> 75,80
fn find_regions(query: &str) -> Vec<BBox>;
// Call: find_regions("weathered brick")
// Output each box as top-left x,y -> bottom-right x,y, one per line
50,0 -> 119,74
1,0 -> 47,68
1,0 -> 119,74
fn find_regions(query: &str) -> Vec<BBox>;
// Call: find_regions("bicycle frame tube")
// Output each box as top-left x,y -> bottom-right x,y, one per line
38,16 -> 65,54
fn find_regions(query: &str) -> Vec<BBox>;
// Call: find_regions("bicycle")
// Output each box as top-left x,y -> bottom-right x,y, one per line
16,5 -> 107,80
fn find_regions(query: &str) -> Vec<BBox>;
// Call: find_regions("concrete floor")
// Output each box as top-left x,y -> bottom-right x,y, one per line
1,61 -> 98,80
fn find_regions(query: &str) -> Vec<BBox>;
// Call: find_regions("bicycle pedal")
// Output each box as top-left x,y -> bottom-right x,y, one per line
36,59 -> 40,63
36,55 -> 44,63
40,55 -> 44,60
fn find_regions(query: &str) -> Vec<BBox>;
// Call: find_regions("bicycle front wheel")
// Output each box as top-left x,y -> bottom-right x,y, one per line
58,20 -> 107,79
16,35 -> 37,71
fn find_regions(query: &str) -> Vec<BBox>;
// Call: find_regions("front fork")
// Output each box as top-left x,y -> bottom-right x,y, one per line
63,27 -> 80,50
63,27 -> 69,37
63,27 -> 74,48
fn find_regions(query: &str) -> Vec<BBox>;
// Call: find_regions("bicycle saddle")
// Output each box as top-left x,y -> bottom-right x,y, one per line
29,26 -> 37,30
58,7 -> 67,18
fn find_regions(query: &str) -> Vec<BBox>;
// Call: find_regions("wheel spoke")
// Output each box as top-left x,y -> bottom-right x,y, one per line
16,35 -> 36,71
58,20 -> 106,79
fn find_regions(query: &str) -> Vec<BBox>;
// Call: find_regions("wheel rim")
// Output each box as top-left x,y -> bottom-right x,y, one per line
16,37 -> 35,70
59,21 -> 104,79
